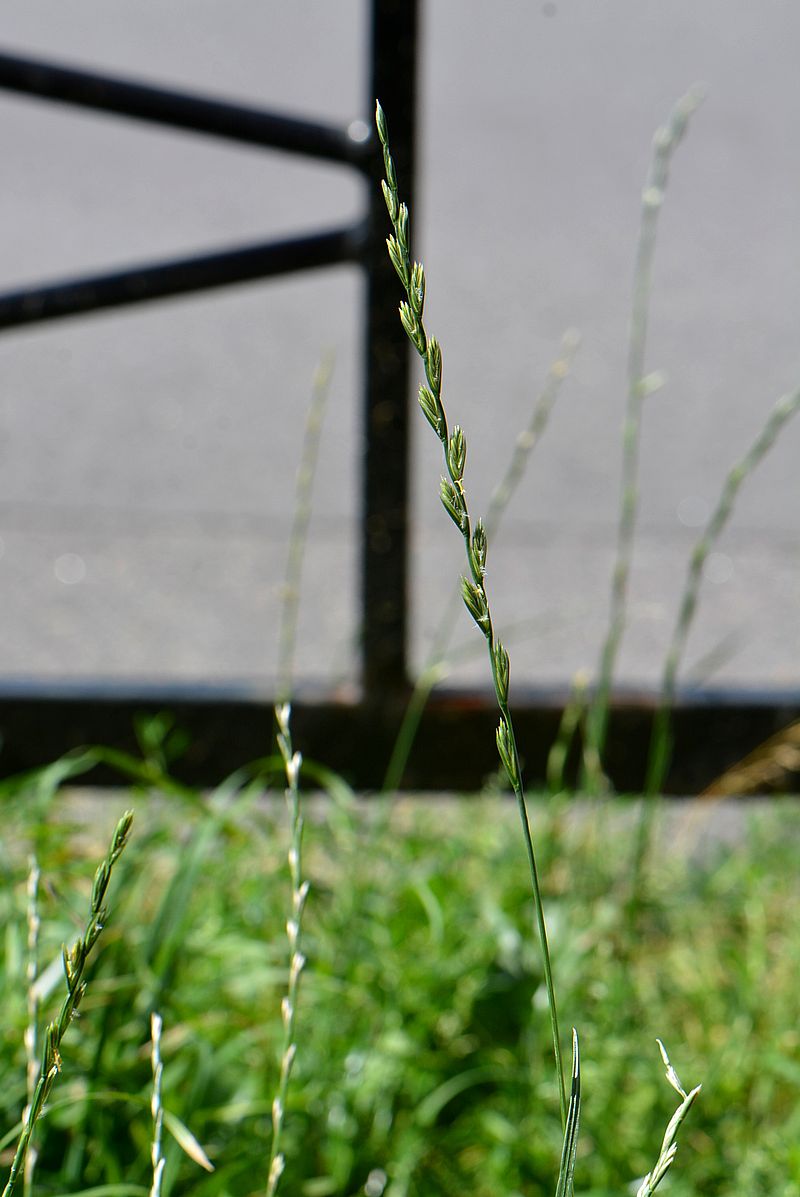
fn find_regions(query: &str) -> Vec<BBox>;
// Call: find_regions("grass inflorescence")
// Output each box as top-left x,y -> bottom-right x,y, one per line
266,704 -> 310,1197
2,810 -> 133,1197
375,95 -> 711,1197
376,98 -> 567,1127
383,328 -> 580,795
582,87 -> 705,794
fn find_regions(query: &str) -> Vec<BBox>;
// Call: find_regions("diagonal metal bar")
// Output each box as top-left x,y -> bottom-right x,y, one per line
0,49 -> 372,170
0,223 -> 366,329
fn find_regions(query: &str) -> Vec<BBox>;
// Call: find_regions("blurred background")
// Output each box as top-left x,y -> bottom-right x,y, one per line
0,1 -> 798,696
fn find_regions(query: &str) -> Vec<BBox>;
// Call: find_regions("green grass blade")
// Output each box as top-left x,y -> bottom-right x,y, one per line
635,1042 -> 700,1197
277,352 -> 334,705
554,1029 -> 581,1197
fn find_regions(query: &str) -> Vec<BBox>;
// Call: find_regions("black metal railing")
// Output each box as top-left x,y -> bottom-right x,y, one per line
0,7 -> 797,794
0,1 -> 416,702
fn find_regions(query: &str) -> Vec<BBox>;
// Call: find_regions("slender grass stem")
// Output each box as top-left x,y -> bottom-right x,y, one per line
383,330 -> 580,793
276,353 -> 334,705
266,704 -> 309,1197
376,100 -> 567,1126
2,811 -> 134,1197
583,88 -> 703,792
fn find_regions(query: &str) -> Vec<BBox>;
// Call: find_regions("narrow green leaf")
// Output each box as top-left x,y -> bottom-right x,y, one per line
554,1029 -> 581,1197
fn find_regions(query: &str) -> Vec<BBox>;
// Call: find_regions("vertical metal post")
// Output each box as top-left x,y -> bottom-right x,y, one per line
362,0 -> 419,700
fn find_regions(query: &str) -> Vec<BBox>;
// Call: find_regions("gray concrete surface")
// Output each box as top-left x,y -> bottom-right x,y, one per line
0,3 -> 798,694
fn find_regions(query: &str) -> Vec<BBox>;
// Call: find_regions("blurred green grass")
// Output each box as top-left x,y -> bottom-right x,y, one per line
2,783 -> 800,1197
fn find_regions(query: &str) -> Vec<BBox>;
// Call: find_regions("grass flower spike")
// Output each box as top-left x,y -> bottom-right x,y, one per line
376,98 -> 567,1126
2,810 -> 134,1197
383,329 -> 580,793
266,704 -> 309,1197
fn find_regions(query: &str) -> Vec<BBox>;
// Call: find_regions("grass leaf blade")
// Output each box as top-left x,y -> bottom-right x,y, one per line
555,1029 -> 581,1197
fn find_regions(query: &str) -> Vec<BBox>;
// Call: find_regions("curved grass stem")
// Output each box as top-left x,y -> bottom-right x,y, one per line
376,99 -> 567,1126
276,352 -> 334,706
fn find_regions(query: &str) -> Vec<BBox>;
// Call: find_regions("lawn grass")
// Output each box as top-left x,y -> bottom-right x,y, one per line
2,786 -> 799,1197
